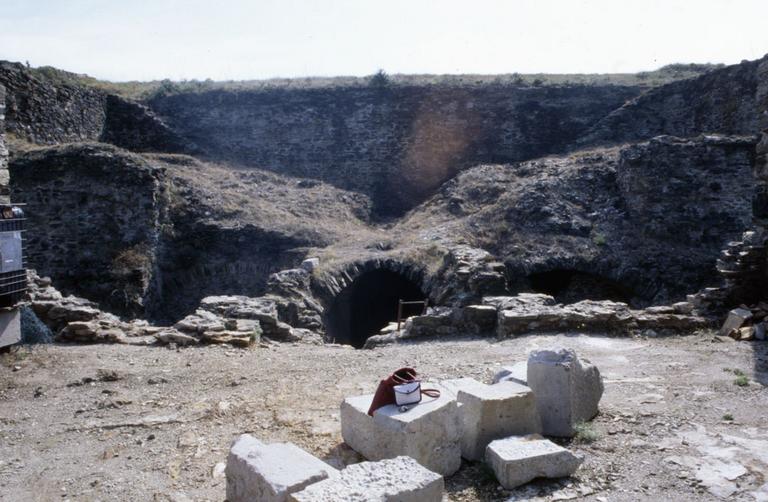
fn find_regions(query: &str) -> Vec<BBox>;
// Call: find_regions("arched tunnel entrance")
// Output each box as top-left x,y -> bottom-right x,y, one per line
325,269 -> 426,348
527,269 -> 634,306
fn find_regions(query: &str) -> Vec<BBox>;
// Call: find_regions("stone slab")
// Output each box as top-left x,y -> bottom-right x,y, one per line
226,434 -> 338,502
719,308 -> 753,336
442,377 -> 541,460
340,383 -> 461,475
288,456 -> 443,502
486,435 -> 583,489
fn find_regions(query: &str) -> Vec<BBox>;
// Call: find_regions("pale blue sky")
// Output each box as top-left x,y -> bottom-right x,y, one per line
1,0 -> 767,81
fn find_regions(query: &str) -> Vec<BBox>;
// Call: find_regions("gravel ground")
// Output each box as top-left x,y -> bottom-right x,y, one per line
0,332 -> 766,502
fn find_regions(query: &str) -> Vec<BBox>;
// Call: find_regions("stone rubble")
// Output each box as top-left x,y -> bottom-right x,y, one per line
717,304 -> 768,341
288,456 -> 444,502
225,434 -> 339,502
485,435 -> 583,489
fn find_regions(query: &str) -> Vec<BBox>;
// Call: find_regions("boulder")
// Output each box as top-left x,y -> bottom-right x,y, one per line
225,434 -> 338,502
527,348 -> 604,437
288,456 -> 443,502
300,258 -> 319,272
442,378 -> 541,460
485,435 -> 583,489
340,384 -> 461,476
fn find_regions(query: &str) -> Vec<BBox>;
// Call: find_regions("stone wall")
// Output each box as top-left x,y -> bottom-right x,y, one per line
10,143 -> 168,317
0,62 -> 107,144
0,84 -> 8,203
147,84 -> 640,216
574,57 -> 763,148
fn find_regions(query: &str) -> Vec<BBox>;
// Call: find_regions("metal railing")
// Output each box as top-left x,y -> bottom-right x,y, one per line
396,299 -> 429,330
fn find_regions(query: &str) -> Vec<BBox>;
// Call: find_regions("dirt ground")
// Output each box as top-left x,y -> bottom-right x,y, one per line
1,331 -> 766,502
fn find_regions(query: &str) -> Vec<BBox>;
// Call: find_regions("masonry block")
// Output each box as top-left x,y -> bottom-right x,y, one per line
340,383 -> 461,475
226,434 -> 338,502
486,435 -> 583,489
527,348 -> 604,437
442,377 -> 541,460
288,456 -> 444,502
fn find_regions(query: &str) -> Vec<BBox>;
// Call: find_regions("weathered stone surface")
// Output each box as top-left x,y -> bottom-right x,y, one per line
289,456 -> 443,502
527,349 -> 604,437
719,308 -> 753,336
462,305 -> 498,333
340,384 -> 461,475
492,361 -> 528,385
442,378 -> 541,460
226,434 -> 338,502
300,258 -> 319,272
486,435 -> 583,489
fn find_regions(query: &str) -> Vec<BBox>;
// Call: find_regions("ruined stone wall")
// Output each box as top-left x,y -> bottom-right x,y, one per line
575,57 -> 763,149
0,62 -> 107,144
147,84 -> 640,216
9,143 -> 168,317
0,84 -> 8,203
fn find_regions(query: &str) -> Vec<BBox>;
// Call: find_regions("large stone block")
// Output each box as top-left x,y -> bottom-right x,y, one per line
442,377 -> 541,460
288,456 -> 444,502
718,307 -> 752,336
340,383 -> 461,475
527,348 -> 604,437
486,435 -> 583,489
225,434 -> 338,502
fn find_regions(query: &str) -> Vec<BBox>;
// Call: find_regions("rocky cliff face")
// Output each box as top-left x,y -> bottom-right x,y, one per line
574,57 -> 763,148
147,84 -> 640,216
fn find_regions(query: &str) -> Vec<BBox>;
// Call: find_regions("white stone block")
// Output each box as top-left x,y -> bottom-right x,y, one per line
486,435 -> 583,489
718,307 -> 752,336
226,434 -> 338,502
492,361 -> 528,385
288,456 -> 443,502
527,348 -> 604,437
442,377 -> 541,460
340,383 -> 461,475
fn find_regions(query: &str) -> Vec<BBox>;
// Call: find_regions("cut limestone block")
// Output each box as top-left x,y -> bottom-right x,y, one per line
718,308 -> 753,336
340,383 -> 461,476
486,435 -> 583,489
289,456 -> 443,502
226,434 -> 338,502
442,377 -> 541,460
492,361 -> 528,385
527,348 -> 603,437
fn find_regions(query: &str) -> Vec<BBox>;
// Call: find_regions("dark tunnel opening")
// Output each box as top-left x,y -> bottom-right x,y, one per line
527,269 -> 633,306
325,269 -> 426,348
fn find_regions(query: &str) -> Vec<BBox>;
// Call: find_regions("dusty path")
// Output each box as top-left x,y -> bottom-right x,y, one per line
0,332 -> 766,501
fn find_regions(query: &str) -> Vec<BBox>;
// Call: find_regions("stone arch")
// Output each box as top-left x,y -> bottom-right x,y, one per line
317,259 -> 428,348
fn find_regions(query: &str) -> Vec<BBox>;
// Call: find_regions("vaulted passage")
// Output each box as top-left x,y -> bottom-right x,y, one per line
325,269 -> 426,348
528,269 -> 633,305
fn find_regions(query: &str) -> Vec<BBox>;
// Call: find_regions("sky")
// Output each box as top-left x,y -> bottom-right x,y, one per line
0,0 -> 767,82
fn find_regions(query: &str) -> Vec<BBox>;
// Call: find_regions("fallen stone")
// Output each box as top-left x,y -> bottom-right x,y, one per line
154,330 -> 199,346
442,377 -> 541,460
340,383 -> 461,476
201,330 -> 257,347
226,434 -> 338,502
485,435 -> 583,489
492,361 -> 528,385
527,348 -> 604,437
288,456 -> 443,502
755,322 -> 766,341
719,308 -> 753,337
300,257 -> 319,272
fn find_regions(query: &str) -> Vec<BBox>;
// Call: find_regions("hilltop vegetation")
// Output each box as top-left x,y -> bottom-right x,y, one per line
23,61 -> 723,100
